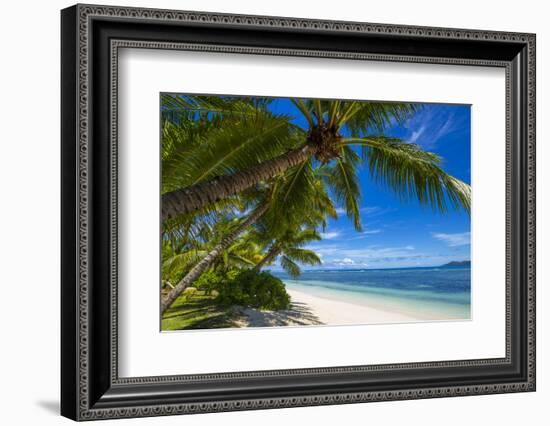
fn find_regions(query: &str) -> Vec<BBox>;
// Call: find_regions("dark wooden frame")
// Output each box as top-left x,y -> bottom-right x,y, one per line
61,3 -> 536,421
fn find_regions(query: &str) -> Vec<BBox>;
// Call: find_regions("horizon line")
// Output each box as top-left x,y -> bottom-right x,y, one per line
268,260 -> 471,273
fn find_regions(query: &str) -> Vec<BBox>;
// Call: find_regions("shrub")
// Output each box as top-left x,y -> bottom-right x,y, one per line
217,270 -> 291,310
194,269 -> 235,295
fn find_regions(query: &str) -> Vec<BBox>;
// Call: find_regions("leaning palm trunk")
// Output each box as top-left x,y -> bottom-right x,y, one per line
162,144 -> 315,221
161,203 -> 270,314
253,245 -> 281,272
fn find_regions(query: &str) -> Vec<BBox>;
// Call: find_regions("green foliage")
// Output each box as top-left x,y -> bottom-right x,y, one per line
161,94 -> 274,124
254,226 -> 323,277
217,270 -> 291,310
194,269 -> 236,295
339,101 -> 418,135
280,247 -> 322,277
162,248 -> 207,283
260,161 -> 336,237
161,95 -> 303,195
321,146 -> 363,231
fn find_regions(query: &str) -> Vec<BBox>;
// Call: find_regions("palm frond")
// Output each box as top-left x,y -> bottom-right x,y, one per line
284,248 -> 322,266
336,101 -> 361,127
262,159 -> 317,234
313,99 -> 324,123
161,94 -> 271,124
290,98 -> 315,127
162,249 -> 207,275
280,255 -> 301,278
228,253 -> 257,267
323,146 -> 363,231
290,229 -> 322,246
161,196 -> 244,245
162,111 -> 303,194
341,102 -> 418,135
327,100 -> 341,126
342,136 -> 470,213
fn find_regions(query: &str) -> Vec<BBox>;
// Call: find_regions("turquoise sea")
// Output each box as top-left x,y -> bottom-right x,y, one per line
272,265 -> 471,320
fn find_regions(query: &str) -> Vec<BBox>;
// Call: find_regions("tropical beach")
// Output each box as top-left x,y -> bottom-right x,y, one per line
159,94 -> 472,331
162,264 -> 471,330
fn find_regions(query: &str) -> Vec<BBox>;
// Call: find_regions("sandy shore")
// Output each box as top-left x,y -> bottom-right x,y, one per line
234,288 -> 421,328
286,288 -> 421,325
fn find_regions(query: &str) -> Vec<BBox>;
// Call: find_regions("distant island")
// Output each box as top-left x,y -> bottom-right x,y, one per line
441,260 -> 471,267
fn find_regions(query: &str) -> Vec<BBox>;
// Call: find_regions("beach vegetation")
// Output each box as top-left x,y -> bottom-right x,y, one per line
217,270 -> 291,310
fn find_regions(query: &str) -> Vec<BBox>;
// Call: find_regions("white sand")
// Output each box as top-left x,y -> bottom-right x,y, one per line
285,288 -> 421,325
234,288 -> 422,328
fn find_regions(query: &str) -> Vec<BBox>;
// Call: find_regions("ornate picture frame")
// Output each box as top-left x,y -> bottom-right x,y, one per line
61,4 -> 535,421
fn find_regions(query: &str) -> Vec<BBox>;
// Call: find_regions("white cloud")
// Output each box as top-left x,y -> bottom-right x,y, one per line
360,206 -> 381,215
320,231 -> 341,240
308,244 -> 422,264
360,206 -> 396,218
409,125 -> 426,143
403,107 -> 465,148
349,229 -> 382,240
362,229 -> 381,235
334,258 -> 355,266
433,115 -> 455,141
432,232 -> 471,247
337,206 -> 385,217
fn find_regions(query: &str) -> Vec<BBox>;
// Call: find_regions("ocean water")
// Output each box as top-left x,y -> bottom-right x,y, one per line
272,266 -> 471,320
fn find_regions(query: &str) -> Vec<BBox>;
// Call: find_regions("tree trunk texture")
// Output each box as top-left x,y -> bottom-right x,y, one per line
162,144 -> 316,221
161,202 -> 270,314
253,245 -> 281,272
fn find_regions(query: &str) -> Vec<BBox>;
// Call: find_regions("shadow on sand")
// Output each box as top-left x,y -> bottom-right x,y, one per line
235,301 -> 324,327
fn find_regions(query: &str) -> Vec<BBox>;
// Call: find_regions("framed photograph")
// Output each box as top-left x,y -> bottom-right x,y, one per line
61,4 -> 536,421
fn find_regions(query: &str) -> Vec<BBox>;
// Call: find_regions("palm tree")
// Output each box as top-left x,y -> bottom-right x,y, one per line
162,97 -> 470,223
208,221 -> 264,273
161,201 -> 269,313
161,214 -> 264,290
254,228 -> 322,277
161,241 -> 207,290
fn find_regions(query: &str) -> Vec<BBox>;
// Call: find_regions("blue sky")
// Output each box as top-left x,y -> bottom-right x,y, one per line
269,99 -> 471,270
